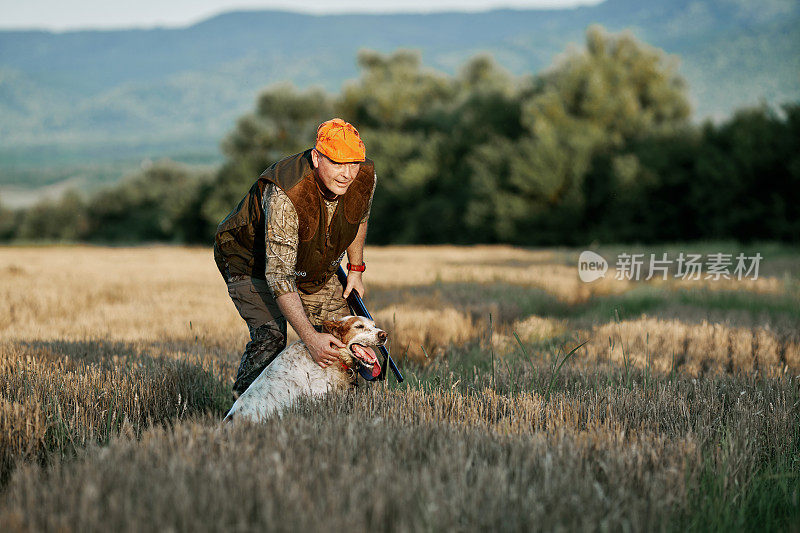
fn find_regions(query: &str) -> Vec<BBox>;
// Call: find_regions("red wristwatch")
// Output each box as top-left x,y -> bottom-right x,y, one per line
347,262 -> 366,272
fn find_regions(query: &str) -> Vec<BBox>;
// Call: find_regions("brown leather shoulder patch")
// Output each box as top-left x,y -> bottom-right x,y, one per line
343,160 -> 375,224
285,173 -> 319,242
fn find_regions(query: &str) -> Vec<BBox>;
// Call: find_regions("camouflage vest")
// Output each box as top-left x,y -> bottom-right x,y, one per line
213,149 -> 375,294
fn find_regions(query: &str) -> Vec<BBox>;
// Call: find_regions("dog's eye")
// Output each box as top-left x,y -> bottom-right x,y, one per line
355,324 -> 364,329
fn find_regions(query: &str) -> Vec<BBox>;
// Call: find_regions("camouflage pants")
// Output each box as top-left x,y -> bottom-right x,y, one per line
227,275 -> 349,396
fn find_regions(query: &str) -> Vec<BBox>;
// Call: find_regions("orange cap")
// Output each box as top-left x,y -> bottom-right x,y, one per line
315,118 -> 366,163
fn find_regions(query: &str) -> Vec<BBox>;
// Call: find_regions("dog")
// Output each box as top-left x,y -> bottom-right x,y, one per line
224,316 -> 387,422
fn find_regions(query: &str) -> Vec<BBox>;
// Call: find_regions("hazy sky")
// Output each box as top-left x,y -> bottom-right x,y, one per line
0,0 -> 604,31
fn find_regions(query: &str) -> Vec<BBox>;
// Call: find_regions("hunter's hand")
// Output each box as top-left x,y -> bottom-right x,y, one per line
304,331 -> 345,368
343,271 -> 365,299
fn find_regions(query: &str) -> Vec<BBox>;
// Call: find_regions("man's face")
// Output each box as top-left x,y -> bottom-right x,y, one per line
311,149 -> 361,196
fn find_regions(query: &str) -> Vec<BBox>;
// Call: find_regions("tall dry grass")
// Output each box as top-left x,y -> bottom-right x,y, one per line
0,340 -> 230,484
0,246 -> 244,345
1,375 -> 797,531
0,245 -> 798,531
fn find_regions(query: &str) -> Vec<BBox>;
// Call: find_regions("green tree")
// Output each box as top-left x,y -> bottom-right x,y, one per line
693,103 -> 800,241
0,200 -> 20,241
334,50 -> 457,242
582,102 -> 800,243
337,51 -> 522,243
87,160 -> 210,242
200,85 -> 332,230
15,190 -> 89,242
338,49 -> 454,131
467,25 -> 692,243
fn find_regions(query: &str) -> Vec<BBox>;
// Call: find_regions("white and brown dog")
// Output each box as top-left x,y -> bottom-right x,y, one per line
224,316 -> 387,422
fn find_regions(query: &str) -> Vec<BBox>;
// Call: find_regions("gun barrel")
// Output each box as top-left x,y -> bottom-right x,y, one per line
336,266 -> 404,383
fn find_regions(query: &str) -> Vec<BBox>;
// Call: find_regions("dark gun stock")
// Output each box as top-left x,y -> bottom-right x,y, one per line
336,266 -> 404,383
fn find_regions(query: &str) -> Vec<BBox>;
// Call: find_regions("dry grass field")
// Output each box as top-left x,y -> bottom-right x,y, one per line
0,244 -> 798,531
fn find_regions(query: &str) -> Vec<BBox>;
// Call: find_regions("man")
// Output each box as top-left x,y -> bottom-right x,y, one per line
213,118 -> 376,398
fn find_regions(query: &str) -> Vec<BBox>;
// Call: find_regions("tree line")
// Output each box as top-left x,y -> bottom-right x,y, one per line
1,26 -> 797,245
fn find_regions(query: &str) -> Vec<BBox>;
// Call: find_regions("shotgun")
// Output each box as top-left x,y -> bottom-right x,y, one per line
336,266 -> 404,383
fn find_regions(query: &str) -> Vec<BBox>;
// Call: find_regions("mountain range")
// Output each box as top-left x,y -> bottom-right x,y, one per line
0,0 -> 798,195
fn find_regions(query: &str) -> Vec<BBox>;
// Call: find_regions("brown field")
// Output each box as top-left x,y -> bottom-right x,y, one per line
0,244 -> 798,531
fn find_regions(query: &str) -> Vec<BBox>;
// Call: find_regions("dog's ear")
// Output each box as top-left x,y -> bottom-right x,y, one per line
322,320 -> 342,338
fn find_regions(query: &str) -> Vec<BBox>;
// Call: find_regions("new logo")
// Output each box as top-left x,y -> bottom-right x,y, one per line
578,251 -> 608,283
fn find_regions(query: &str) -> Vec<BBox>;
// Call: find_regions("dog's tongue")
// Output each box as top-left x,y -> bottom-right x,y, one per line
353,345 -> 377,363
353,345 -> 382,378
